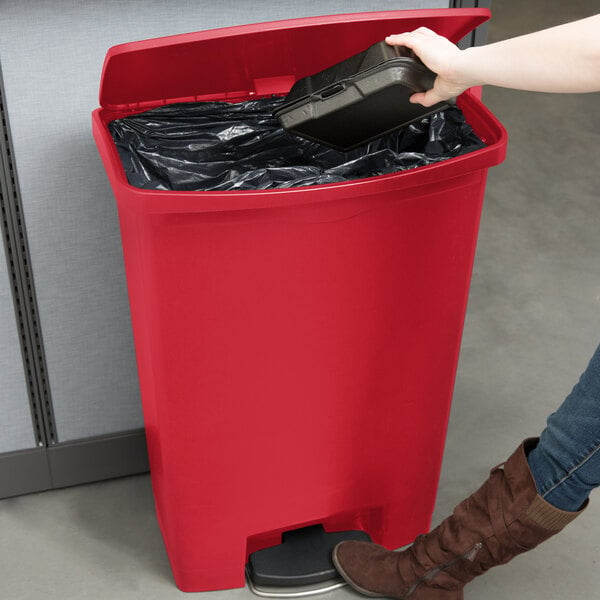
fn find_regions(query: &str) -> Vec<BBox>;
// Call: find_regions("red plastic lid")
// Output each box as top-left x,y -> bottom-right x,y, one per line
99,8 -> 489,111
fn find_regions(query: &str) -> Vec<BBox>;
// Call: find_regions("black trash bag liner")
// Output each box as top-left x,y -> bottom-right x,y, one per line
109,97 -> 485,192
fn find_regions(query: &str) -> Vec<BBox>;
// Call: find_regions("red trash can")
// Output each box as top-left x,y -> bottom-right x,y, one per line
92,8 -> 506,593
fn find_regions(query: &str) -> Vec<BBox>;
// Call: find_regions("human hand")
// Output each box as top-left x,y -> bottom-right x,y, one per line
385,28 -> 473,107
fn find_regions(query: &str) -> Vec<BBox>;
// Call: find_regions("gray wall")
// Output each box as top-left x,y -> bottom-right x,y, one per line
0,0 -> 448,444
1,0 -> 483,495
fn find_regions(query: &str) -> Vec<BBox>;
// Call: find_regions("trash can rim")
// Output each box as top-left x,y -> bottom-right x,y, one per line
91,92 -> 507,215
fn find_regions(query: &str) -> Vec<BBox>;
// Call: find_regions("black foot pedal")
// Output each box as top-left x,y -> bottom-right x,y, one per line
247,524 -> 371,589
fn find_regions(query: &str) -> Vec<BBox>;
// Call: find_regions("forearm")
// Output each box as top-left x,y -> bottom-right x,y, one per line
386,14 -> 600,106
456,15 -> 600,94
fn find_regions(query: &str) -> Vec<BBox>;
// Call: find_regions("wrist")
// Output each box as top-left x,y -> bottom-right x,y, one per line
455,46 -> 486,90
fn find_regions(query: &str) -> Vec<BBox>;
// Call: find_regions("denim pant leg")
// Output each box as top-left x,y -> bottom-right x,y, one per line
526,343 -> 600,512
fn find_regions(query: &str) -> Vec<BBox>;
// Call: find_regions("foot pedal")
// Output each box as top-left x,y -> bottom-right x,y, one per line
247,524 -> 371,596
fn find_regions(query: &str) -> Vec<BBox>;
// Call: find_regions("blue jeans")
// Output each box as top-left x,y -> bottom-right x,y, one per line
526,343 -> 600,512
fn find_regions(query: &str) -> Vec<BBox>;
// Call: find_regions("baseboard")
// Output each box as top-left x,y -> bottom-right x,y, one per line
47,429 -> 149,489
0,447 -> 52,498
0,429 -> 149,499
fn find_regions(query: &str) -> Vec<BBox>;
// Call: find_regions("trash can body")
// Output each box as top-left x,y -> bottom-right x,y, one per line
92,9 -> 506,592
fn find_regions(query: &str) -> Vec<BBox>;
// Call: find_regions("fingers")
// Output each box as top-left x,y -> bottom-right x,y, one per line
384,28 -> 446,76
385,30 -> 443,107
409,91 -> 442,108
408,92 -> 429,106
385,27 -> 437,52
385,27 -> 437,43
385,28 -> 465,106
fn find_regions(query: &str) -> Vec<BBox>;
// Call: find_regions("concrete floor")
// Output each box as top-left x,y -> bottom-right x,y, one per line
1,0 -> 599,598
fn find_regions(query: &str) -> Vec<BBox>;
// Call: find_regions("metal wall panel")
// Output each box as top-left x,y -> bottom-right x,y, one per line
0,244 -> 36,454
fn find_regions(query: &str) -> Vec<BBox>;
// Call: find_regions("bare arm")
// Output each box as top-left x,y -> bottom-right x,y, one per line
385,14 -> 600,107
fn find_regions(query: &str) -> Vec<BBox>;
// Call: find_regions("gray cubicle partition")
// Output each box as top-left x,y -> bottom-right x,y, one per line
0,0 -> 489,499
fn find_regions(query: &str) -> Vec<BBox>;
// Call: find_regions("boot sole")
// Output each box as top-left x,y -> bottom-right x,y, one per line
331,543 -> 387,598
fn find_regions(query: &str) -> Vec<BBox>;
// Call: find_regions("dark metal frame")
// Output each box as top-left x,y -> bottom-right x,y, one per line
0,63 -> 56,448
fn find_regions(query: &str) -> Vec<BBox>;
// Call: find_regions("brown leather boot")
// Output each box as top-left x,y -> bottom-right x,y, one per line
332,439 -> 587,599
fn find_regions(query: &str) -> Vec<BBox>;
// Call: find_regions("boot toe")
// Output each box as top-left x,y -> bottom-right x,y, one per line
332,541 -> 395,598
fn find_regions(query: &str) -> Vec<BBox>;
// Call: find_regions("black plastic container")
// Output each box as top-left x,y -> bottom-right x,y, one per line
274,41 -> 452,150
